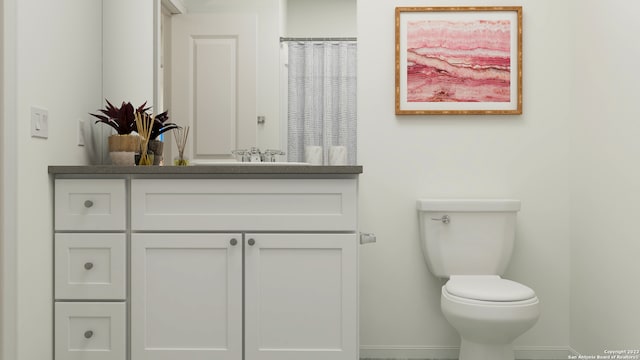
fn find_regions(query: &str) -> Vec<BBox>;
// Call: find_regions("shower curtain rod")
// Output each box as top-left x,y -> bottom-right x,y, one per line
280,37 -> 357,42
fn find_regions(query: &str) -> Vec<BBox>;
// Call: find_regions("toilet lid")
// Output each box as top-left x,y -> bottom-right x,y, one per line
445,275 -> 536,302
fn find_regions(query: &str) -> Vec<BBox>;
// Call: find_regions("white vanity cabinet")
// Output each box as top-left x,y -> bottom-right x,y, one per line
130,178 -> 358,360
52,168 -> 361,360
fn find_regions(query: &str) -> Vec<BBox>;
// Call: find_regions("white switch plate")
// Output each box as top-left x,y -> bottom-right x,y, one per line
30,106 -> 49,139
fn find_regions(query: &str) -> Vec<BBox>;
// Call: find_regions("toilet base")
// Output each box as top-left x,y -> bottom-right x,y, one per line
459,339 -> 514,360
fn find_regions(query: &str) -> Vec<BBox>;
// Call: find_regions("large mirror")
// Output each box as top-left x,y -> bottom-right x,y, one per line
158,0 -> 356,164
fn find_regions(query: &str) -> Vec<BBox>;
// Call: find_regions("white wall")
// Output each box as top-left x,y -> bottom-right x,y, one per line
357,1 -> 573,358
103,0 -> 154,106
286,0 -> 356,38
1,0 -> 20,358
12,1 -> 102,359
0,2 -> 4,336
571,0 -> 640,354
0,0 -> 3,349
102,0 -> 155,164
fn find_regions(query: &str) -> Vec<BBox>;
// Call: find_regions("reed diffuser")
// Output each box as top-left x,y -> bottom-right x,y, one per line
135,112 -> 154,165
173,126 -> 190,166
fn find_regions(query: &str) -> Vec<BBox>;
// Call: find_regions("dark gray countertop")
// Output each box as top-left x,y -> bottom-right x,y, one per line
48,165 -> 363,177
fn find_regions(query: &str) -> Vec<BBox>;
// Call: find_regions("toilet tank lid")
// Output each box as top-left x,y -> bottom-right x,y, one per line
445,275 -> 536,302
417,199 -> 521,212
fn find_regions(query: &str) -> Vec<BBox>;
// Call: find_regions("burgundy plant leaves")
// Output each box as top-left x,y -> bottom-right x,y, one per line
91,100 -> 177,139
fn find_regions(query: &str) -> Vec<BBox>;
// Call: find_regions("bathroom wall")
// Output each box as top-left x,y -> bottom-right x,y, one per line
571,0 -> 640,355
286,0 -> 356,37
357,0 -> 573,358
0,3 -> 3,352
103,0 -> 154,107
0,0 -> 11,358
11,1 -> 103,359
101,0 -> 154,164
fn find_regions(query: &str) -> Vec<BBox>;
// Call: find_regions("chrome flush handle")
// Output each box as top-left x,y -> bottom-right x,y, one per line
431,215 -> 450,224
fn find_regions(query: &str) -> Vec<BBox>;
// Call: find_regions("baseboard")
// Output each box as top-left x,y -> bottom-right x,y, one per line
568,347 -> 581,356
360,345 -> 458,359
515,346 -> 572,359
360,345 -> 571,359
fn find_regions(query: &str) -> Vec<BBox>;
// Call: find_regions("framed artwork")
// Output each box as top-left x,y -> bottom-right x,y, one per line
395,7 -> 522,115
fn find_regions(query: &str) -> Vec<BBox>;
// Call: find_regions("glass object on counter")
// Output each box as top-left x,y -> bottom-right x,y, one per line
174,156 -> 189,166
173,126 -> 190,166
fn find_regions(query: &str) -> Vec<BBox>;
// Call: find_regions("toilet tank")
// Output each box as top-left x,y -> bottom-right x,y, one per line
417,199 -> 521,278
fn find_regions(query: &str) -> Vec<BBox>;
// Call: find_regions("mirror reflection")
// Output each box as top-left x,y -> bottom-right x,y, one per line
159,0 -> 357,164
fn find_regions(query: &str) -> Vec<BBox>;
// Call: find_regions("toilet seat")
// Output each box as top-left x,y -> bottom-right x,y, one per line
445,275 -> 536,302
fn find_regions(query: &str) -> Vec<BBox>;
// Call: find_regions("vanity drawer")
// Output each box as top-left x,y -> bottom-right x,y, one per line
131,179 -> 357,231
54,302 -> 126,360
54,233 -> 126,300
55,179 -> 126,231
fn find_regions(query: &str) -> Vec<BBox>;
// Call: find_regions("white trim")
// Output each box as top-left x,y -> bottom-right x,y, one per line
161,0 -> 185,14
359,345 -> 459,359
359,345 -> 571,359
569,346 -> 582,356
515,346 -> 572,359
153,0 -> 162,142
279,42 -> 289,156
1,0 -> 18,359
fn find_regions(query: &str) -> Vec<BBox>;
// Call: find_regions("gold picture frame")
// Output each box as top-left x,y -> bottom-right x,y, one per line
395,6 -> 523,115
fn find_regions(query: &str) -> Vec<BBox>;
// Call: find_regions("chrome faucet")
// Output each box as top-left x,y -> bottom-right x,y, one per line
231,149 -> 251,162
232,147 -> 286,162
262,149 -> 286,162
248,147 -> 262,162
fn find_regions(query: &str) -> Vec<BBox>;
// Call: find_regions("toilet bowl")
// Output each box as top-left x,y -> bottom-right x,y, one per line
416,199 -> 540,360
441,276 -> 539,360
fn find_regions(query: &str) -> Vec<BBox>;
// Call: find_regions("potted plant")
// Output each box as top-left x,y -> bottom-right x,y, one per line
91,100 -> 177,165
90,100 -> 144,165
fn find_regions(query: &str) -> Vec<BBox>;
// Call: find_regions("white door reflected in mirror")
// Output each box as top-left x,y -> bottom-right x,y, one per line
171,13 -> 257,164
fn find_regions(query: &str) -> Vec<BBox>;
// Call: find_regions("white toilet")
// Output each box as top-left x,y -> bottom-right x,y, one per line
416,199 -> 540,360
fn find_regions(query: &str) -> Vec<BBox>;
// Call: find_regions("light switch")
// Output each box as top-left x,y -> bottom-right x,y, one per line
31,107 -> 49,139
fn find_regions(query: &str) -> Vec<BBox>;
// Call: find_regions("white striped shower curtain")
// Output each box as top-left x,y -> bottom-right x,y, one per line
287,41 -> 357,165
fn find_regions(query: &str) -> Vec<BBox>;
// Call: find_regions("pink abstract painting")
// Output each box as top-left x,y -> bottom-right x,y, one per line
406,19 -> 512,103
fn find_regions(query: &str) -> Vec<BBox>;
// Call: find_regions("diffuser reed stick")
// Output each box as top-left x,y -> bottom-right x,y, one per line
135,112 -> 154,165
173,126 -> 190,166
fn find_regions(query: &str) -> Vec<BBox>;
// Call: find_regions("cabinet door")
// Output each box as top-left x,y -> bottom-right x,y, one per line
131,233 -> 242,360
244,233 -> 357,360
